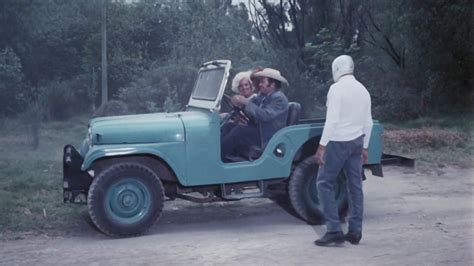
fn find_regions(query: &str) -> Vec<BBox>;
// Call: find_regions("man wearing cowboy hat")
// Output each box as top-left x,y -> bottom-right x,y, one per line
221,68 -> 289,159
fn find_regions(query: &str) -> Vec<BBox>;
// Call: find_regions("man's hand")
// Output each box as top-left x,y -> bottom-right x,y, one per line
231,95 -> 249,107
314,145 -> 326,165
362,148 -> 369,164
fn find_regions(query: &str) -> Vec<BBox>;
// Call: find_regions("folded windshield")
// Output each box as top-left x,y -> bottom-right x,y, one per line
191,67 -> 225,101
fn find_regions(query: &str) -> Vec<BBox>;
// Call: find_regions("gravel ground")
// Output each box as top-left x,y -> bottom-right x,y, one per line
0,166 -> 473,266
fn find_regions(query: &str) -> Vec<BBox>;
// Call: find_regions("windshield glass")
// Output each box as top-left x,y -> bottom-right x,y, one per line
191,68 -> 225,101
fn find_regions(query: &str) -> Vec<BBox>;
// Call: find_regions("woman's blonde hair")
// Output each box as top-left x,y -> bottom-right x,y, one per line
231,71 -> 253,94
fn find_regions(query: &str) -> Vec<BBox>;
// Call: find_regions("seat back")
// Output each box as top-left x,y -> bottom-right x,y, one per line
286,102 -> 301,126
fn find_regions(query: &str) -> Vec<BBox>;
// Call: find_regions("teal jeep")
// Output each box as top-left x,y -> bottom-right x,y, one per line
63,60 -> 388,237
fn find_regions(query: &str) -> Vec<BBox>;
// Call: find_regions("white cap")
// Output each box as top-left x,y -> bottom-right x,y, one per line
332,55 -> 354,82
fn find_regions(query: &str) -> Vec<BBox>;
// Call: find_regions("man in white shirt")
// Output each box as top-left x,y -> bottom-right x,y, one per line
313,55 -> 373,246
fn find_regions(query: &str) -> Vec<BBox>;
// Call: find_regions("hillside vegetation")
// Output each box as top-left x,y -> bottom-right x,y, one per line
1,1 -> 472,121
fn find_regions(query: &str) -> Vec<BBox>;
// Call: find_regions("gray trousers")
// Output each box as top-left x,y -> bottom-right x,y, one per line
317,135 -> 364,233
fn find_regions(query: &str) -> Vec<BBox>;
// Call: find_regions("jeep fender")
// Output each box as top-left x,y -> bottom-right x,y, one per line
81,142 -> 185,184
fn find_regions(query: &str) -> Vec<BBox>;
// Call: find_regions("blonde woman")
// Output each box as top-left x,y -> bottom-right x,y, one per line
220,71 -> 257,141
231,71 -> 255,99
221,71 -> 256,122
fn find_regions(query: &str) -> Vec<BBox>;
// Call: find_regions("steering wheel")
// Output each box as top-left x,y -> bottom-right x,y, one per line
220,94 -> 245,126
221,94 -> 235,110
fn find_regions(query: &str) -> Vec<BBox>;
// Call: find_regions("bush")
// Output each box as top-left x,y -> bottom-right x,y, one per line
118,63 -> 198,114
384,128 -> 468,149
39,80 -> 79,120
19,98 -> 46,149
0,47 -> 24,117
92,100 -> 130,118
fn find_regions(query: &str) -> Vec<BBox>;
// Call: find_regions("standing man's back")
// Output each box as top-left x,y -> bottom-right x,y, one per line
320,75 -> 372,147
314,55 -> 373,247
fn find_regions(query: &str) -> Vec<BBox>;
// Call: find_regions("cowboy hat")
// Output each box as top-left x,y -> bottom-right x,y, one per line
252,68 -> 289,86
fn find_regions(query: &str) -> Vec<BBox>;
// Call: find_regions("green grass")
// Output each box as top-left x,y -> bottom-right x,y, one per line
0,116 -> 90,238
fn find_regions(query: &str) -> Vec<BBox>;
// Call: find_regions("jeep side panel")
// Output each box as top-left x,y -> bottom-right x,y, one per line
81,109 -> 383,187
181,110 -> 383,186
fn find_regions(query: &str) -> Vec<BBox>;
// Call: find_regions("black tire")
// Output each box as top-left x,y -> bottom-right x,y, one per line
87,162 -> 165,237
288,157 -> 348,224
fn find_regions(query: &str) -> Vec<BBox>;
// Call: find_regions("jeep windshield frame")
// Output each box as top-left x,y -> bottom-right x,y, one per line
187,60 -> 231,111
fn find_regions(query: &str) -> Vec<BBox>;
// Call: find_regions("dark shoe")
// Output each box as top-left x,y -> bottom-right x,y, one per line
345,231 -> 362,245
314,231 -> 345,246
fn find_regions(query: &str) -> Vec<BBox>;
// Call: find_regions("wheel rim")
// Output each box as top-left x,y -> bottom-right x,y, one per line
105,178 -> 151,224
304,172 -> 346,210
304,171 -> 320,209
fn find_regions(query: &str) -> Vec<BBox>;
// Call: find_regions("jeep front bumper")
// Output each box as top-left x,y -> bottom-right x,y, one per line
63,144 -> 92,204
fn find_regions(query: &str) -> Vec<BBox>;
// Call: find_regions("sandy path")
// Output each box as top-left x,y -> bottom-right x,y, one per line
1,166 -> 473,265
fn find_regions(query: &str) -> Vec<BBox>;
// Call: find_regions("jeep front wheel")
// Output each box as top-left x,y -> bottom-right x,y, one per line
87,162 -> 165,237
289,157 -> 347,224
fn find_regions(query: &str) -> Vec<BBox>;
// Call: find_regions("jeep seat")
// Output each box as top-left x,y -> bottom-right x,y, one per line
286,102 -> 301,126
224,102 -> 301,162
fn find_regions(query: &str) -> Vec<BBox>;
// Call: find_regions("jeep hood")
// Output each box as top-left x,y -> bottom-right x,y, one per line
89,112 -> 185,145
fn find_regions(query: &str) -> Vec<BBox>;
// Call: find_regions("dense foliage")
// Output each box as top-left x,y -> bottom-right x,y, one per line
0,0 -> 471,120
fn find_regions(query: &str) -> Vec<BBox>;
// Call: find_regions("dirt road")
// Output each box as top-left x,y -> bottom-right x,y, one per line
1,166 -> 473,265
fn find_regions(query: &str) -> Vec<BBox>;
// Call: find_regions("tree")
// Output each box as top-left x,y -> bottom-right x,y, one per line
101,0 -> 108,105
0,0 -> 471,119
0,47 -> 24,116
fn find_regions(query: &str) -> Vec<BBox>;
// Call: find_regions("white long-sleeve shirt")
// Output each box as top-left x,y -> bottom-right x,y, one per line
319,75 -> 373,148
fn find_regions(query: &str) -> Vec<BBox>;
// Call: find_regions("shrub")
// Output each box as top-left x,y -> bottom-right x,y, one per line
92,100 -> 130,118
39,80 -> 78,120
384,128 -> 468,149
118,63 -> 198,114
0,47 -> 24,117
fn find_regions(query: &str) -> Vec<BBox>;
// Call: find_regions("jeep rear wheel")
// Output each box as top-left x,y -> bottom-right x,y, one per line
87,162 -> 165,237
289,157 -> 347,224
